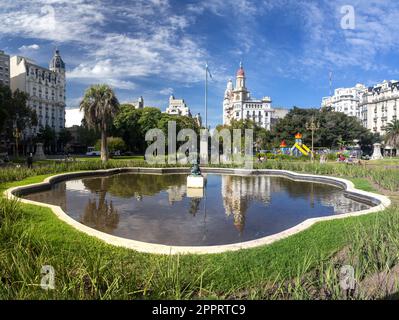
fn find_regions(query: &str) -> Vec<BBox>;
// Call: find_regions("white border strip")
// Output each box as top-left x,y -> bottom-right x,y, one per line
4,168 -> 391,255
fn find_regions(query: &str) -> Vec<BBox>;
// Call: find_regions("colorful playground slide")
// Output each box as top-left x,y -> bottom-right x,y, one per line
292,143 -> 311,156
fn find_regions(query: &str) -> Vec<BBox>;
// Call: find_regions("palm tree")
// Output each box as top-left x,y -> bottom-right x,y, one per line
79,84 -> 120,162
385,119 -> 399,151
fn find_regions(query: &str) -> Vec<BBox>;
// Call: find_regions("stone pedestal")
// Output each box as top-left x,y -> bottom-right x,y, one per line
371,143 -> 383,160
187,187 -> 204,198
34,143 -> 46,160
187,175 -> 204,188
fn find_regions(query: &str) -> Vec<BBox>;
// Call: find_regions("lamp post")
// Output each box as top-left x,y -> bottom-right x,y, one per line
13,126 -> 22,159
305,115 -> 320,162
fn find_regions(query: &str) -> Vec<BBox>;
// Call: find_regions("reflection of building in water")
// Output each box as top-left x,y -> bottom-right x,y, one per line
320,192 -> 368,214
166,184 -> 187,203
221,175 -> 272,232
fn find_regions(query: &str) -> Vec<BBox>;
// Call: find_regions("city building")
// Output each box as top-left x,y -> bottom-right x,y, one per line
322,80 -> 399,134
0,50 -> 10,87
194,113 -> 202,127
359,80 -> 399,134
321,84 -> 366,118
10,49 -> 66,137
127,96 -> 144,109
223,62 -> 274,130
165,95 -> 191,116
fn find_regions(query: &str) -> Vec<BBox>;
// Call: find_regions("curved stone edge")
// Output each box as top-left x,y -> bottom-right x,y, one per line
3,167 -> 391,255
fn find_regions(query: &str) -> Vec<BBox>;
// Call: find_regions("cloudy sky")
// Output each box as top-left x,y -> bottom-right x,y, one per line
1,0 -> 399,127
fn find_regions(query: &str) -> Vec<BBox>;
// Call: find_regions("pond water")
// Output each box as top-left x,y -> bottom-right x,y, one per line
23,173 -> 372,246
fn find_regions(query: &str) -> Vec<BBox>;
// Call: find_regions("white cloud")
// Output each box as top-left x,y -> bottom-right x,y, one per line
0,0 -> 231,89
19,44 -> 40,51
65,108 -> 83,127
0,0 -> 105,43
159,87 -> 174,95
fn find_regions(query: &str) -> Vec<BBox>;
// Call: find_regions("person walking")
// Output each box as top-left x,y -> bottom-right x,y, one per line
27,153 -> 33,169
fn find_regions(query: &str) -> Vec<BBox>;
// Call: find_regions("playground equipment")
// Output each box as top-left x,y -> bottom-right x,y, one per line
291,133 -> 312,157
279,140 -> 290,155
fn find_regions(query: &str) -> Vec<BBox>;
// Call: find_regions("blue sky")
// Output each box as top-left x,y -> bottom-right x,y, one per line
1,0 -> 399,127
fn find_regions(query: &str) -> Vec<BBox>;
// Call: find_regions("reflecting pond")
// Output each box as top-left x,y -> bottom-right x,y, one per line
23,173 -> 372,246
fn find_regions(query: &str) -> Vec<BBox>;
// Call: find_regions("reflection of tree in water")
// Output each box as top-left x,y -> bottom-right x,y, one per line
189,197 -> 202,216
82,174 -> 187,199
80,191 -> 119,234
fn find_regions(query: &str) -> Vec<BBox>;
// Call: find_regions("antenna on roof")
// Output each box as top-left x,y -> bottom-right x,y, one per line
329,71 -> 333,96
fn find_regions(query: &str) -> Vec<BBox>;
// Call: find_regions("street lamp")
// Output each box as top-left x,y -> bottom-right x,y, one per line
305,115 -> 320,162
13,126 -> 22,158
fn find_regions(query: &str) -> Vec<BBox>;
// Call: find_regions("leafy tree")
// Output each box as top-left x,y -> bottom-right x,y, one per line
57,128 -> 73,152
77,121 -> 100,148
138,107 -> 162,135
95,137 -> 126,153
113,105 -> 144,153
385,120 -> 399,149
272,107 -> 377,149
114,106 -> 200,154
37,125 -> 56,153
0,85 -> 37,154
0,84 -> 12,134
79,84 -> 120,162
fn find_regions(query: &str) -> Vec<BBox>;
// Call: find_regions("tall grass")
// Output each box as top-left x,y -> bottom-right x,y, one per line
1,159 -> 398,299
253,161 -> 399,191
240,206 -> 399,300
0,159 -> 188,185
1,159 -> 398,191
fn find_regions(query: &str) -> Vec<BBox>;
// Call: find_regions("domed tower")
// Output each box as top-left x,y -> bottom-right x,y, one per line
235,61 -> 246,89
49,49 -> 65,75
233,61 -> 249,102
49,48 -> 66,132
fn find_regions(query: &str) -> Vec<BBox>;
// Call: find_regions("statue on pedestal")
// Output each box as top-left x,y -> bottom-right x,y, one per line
371,143 -> 383,160
34,142 -> 46,160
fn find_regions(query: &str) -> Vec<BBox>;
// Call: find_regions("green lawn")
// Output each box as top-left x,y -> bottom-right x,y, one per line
0,160 -> 398,299
368,157 -> 399,166
74,155 -> 145,161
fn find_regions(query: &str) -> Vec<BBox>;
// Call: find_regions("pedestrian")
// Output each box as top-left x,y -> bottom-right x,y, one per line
27,153 -> 33,169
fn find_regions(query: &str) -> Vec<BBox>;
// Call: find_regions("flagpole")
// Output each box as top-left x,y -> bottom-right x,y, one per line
205,63 -> 208,129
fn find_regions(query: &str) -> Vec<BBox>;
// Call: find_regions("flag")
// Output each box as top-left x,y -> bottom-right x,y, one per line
206,63 -> 213,80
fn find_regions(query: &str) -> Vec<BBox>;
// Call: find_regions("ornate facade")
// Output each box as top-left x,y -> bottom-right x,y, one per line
165,95 -> 191,117
321,80 -> 399,134
223,62 -> 273,129
321,84 -> 366,118
10,50 -> 66,136
359,80 -> 399,133
127,96 -> 144,109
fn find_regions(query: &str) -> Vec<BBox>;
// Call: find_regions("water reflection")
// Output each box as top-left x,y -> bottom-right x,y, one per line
81,194 -> 119,234
23,173 -> 372,246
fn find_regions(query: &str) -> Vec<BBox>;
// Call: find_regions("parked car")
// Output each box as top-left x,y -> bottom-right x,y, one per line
86,147 -> 101,156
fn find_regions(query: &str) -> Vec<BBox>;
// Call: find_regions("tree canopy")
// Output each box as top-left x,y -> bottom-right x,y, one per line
271,107 -> 379,149
385,120 -> 399,149
79,84 -> 120,162
113,105 -> 201,153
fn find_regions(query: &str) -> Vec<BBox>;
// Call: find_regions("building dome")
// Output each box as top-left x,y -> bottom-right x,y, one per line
236,67 -> 245,77
236,62 -> 245,77
50,49 -> 65,70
